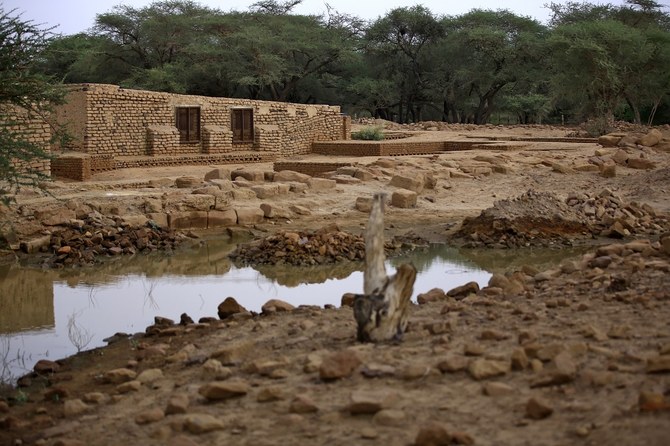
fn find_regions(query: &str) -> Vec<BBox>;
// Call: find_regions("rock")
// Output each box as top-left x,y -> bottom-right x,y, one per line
116,380 -> 142,394
646,355 -> 670,373
289,204 -> 311,216
511,348 -> 529,371
400,363 -> 433,380
451,431 -> 475,445
638,129 -> 662,147
483,382 -> 514,397
166,394 -> 190,415
638,392 -> 668,411
198,380 -> 250,401
261,299 -> 295,314
417,288 -> 446,304
103,368 -> 137,384
468,359 -> 510,380
218,297 -> 248,319
307,178 -> 337,190
175,176 -> 203,188
235,208 -> 265,225
447,281 -> 480,299
391,189 -> 418,208
260,203 -> 291,219
202,359 -> 233,380
531,351 -> 577,387
373,409 -> 406,427
274,170 -> 311,183
600,163 -> 616,178
389,173 -> 424,193
135,408 -> 165,425
355,196 -> 373,213
63,399 -> 89,418
479,329 -> 509,341
136,368 -> 163,385
319,350 -> 362,380
289,395 -> 319,414
204,168 -> 232,181
211,340 -> 255,365
232,169 -> 264,182
464,343 -> 485,357
34,359 -> 60,374
257,386 -> 285,402
526,397 -> 553,419
415,422 -> 451,446
251,184 -> 280,199
627,157 -> 656,170
361,427 -> 379,439
82,392 -> 108,405
208,210 -> 237,227
437,354 -> 469,373
598,134 -> 622,147
348,390 -> 398,415
488,274 -> 524,294
183,413 -> 226,434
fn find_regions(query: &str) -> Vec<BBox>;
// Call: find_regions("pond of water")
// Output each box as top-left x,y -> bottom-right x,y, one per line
0,237 -> 585,383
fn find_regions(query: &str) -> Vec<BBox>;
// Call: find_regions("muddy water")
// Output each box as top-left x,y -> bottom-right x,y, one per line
0,239 -> 586,382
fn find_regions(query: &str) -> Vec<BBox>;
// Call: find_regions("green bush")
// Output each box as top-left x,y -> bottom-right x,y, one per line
351,126 -> 384,141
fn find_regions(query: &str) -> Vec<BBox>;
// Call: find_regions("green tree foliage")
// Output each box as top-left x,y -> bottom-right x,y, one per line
548,1 -> 670,125
29,0 -> 670,126
365,6 -> 445,122
0,7 -> 65,203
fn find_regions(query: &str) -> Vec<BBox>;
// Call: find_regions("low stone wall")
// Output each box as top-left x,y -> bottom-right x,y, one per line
312,140 -> 446,156
273,161 -> 352,177
1,104 -> 52,176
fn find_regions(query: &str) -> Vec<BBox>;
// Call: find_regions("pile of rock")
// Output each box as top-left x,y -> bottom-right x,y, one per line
229,226 -> 367,266
229,225 -> 412,267
565,189 -> 668,239
452,189 -> 669,249
40,213 -> 185,267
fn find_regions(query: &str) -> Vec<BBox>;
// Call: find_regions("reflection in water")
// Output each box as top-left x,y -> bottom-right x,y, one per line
0,238 -> 585,383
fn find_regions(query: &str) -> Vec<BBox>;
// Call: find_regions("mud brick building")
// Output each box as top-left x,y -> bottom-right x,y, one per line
0,105 -> 52,177
51,83 -> 350,180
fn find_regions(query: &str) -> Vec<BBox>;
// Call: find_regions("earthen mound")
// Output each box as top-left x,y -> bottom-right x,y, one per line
452,189 -> 669,248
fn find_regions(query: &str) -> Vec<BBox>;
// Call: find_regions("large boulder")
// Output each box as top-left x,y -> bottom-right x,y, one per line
391,190 -> 417,208
168,211 -> 208,229
638,129 -> 662,147
235,208 -> 264,225
204,168 -> 232,181
274,170 -> 311,183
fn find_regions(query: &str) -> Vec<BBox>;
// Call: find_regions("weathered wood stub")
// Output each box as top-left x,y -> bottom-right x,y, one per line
353,193 -> 417,342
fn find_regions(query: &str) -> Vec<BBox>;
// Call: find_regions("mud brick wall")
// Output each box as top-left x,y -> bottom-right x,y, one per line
1,105 -> 52,176
273,161 -> 352,176
51,155 -> 91,181
57,84 -> 344,158
146,125 -> 180,156
342,115 -> 351,140
202,125 -> 233,154
90,155 -> 115,173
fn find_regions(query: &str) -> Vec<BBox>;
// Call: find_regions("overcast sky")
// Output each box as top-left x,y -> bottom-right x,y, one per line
2,0 -> 638,35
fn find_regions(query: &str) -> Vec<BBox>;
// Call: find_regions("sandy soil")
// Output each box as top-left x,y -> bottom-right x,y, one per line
1,124 -> 670,446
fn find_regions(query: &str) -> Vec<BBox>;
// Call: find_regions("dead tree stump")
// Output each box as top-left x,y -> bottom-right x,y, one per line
353,193 -> 417,342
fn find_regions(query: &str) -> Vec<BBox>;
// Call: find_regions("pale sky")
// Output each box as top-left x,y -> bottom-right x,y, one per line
2,0 -> 638,35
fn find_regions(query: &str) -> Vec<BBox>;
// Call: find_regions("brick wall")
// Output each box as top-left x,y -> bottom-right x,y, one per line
51,155 -> 91,181
0,104 -> 52,176
56,84 -> 345,158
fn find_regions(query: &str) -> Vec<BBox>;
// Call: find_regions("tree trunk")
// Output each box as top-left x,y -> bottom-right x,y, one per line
353,193 -> 417,343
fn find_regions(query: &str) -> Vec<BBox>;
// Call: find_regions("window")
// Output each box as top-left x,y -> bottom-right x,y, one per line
176,107 -> 200,142
232,108 -> 254,143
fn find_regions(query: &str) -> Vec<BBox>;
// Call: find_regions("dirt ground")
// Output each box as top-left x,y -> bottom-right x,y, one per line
1,124 -> 670,445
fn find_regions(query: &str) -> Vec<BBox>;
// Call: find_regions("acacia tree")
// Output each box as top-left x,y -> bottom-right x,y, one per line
365,6 -> 444,122
548,1 -> 670,125
431,10 -> 547,124
0,7 -> 66,203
